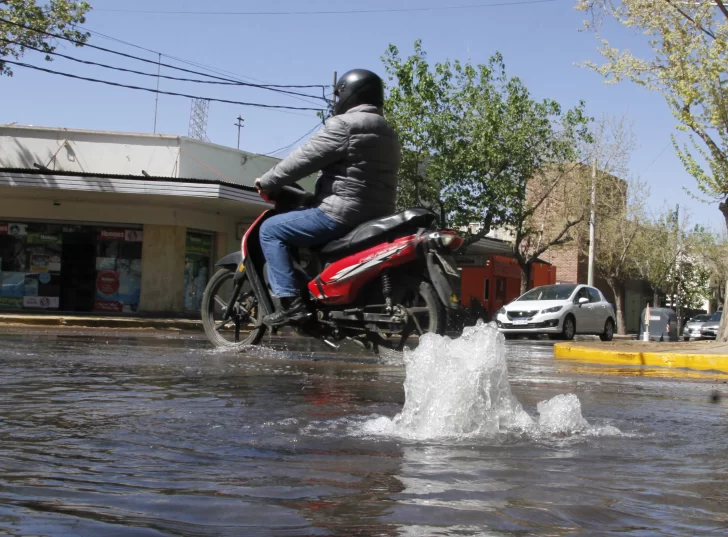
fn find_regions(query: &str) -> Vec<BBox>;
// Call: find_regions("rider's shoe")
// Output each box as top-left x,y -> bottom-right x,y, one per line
263,296 -> 312,327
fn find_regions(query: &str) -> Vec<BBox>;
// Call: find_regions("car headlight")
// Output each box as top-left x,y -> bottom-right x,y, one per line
540,306 -> 563,314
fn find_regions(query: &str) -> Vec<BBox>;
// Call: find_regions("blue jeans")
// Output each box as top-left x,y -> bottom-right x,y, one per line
259,208 -> 350,298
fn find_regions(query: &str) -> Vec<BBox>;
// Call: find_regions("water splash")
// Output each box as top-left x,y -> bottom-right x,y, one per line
362,322 -> 621,441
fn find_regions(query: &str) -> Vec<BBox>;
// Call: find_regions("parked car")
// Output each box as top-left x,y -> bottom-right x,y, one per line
682,313 -> 711,341
495,283 -> 616,341
700,311 -> 723,340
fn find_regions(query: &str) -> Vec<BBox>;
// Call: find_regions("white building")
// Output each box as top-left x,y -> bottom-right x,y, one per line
0,125 -> 314,315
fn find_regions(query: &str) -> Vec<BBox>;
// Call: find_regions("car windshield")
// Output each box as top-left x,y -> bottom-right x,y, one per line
710,311 -> 722,322
691,314 -> 710,323
517,284 -> 577,301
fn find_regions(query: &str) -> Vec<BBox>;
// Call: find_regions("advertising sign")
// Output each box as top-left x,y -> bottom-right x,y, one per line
185,233 -> 213,258
7,223 -> 27,236
124,230 -> 143,242
30,254 -> 51,273
0,296 -> 23,309
93,300 -> 123,313
98,229 -> 126,241
0,272 -> 25,298
27,232 -> 61,245
23,296 -> 59,309
96,270 -> 120,300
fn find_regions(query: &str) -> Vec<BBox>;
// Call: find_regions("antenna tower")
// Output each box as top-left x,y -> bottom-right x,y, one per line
188,99 -> 210,141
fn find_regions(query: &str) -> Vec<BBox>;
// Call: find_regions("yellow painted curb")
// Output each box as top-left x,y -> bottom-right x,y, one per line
554,343 -> 728,374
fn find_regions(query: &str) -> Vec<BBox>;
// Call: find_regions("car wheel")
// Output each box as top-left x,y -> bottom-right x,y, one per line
562,315 -> 576,341
683,336 -> 690,342
599,318 -> 615,342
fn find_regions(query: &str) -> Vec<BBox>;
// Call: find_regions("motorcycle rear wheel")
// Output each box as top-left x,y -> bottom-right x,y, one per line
202,269 -> 266,348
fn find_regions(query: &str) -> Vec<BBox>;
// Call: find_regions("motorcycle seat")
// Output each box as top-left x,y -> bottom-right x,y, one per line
318,208 -> 437,258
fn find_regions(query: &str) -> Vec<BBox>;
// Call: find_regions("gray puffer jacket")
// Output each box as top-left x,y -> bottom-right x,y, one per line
259,104 -> 401,227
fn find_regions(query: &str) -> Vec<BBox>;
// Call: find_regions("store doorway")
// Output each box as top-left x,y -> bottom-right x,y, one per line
60,231 -> 97,312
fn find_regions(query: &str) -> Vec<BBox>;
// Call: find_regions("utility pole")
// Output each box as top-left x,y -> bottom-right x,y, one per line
153,53 -> 161,134
587,157 -> 597,286
234,115 -> 244,150
674,204 -> 682,331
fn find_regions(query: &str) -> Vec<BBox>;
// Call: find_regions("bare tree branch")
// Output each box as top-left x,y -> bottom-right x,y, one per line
664,0 -> 716,40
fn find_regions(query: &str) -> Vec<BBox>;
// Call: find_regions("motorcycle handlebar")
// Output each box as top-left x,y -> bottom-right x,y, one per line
260,183 -> 316,207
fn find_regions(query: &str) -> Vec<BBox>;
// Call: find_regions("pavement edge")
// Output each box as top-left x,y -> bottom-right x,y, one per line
553,342 -> 728,374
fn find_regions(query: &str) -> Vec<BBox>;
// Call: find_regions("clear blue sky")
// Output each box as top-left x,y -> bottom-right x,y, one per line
2,0 -> 724,230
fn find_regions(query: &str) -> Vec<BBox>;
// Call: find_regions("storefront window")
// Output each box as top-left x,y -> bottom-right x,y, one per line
184,232 -> 212,311
0,221 -> 142,313
94,228 -> 143,313
0,222 -> 62,310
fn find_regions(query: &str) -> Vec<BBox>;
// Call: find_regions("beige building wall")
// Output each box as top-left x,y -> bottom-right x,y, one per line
139,225 -> 187,313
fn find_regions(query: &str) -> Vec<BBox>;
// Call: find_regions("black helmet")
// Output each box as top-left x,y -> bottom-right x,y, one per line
333,69 -> 385,115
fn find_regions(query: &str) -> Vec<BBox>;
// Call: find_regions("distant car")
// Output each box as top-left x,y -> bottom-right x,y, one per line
495,283 -> 616,341
700,311 -> 723,340
683,313 -> 711,341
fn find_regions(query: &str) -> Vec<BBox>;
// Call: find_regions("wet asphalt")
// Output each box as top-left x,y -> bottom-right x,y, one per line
0,327 -> 727,537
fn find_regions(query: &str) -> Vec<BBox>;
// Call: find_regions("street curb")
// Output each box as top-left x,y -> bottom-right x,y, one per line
0,315 -> 203,331
554,342 -> 728,374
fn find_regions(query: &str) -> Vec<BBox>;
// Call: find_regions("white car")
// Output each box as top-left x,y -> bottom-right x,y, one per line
495,284 -> 616,341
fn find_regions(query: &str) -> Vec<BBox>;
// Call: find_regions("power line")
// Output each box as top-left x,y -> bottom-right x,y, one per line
77,26 -> 327,89
0,37 -> 327,105
95,0 -> 558,16
0,17 -> 328,98
265,123 -> 322,156
1,60 -> 326,111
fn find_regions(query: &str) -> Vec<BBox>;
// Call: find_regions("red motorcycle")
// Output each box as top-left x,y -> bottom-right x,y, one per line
201,184 -> 463,353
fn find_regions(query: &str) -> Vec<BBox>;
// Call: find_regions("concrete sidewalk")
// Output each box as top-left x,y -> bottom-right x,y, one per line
554,340 -> 728,374
0,313 -> 203,331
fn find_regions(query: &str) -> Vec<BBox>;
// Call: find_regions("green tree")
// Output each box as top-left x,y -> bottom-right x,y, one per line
1,0 -> 91,77
383,41 -> 591,293
576,0 -> 728,339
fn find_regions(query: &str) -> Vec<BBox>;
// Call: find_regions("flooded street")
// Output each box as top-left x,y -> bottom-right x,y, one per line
1,327 -> 727,536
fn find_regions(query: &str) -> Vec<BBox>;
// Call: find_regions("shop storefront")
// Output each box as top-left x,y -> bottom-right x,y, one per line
1,220 -> 156,313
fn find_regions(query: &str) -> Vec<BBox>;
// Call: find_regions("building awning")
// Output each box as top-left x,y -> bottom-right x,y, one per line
0,167 -> 266,206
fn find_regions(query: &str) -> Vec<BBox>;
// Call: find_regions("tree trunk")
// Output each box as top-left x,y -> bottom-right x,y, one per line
653,289 -> 659,308
720,198 -> 728,342
520,262 -> 532,295
718,279 -> 728,342
607,278 -> 627,335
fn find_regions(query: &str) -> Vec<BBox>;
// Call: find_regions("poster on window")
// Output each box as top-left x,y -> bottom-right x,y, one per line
93,300 -> 123,313
30,254 -> 51,273
6,223 -> 28,236
117,259 -> 141,309
96,269 -> 120,301
0,272 -> 25,298
0,296 -> 23,309
23,296 -> 59,309
124,230 -> 143,242
184,233 -> 212,311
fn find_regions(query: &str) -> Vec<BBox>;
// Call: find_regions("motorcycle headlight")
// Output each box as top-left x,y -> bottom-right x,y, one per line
541,306 -> 563,314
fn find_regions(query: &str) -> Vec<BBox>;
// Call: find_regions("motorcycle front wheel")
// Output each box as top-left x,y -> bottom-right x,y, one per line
390,281 -> 446,351
201,268 -> 266,347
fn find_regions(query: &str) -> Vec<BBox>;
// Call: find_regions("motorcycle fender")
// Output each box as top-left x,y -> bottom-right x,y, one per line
215,252 -> 248,281
216,251 -> 242,269
426,251 -> 461,310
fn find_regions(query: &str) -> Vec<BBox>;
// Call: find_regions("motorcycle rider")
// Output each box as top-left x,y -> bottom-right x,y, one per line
255,69 -> 402,327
